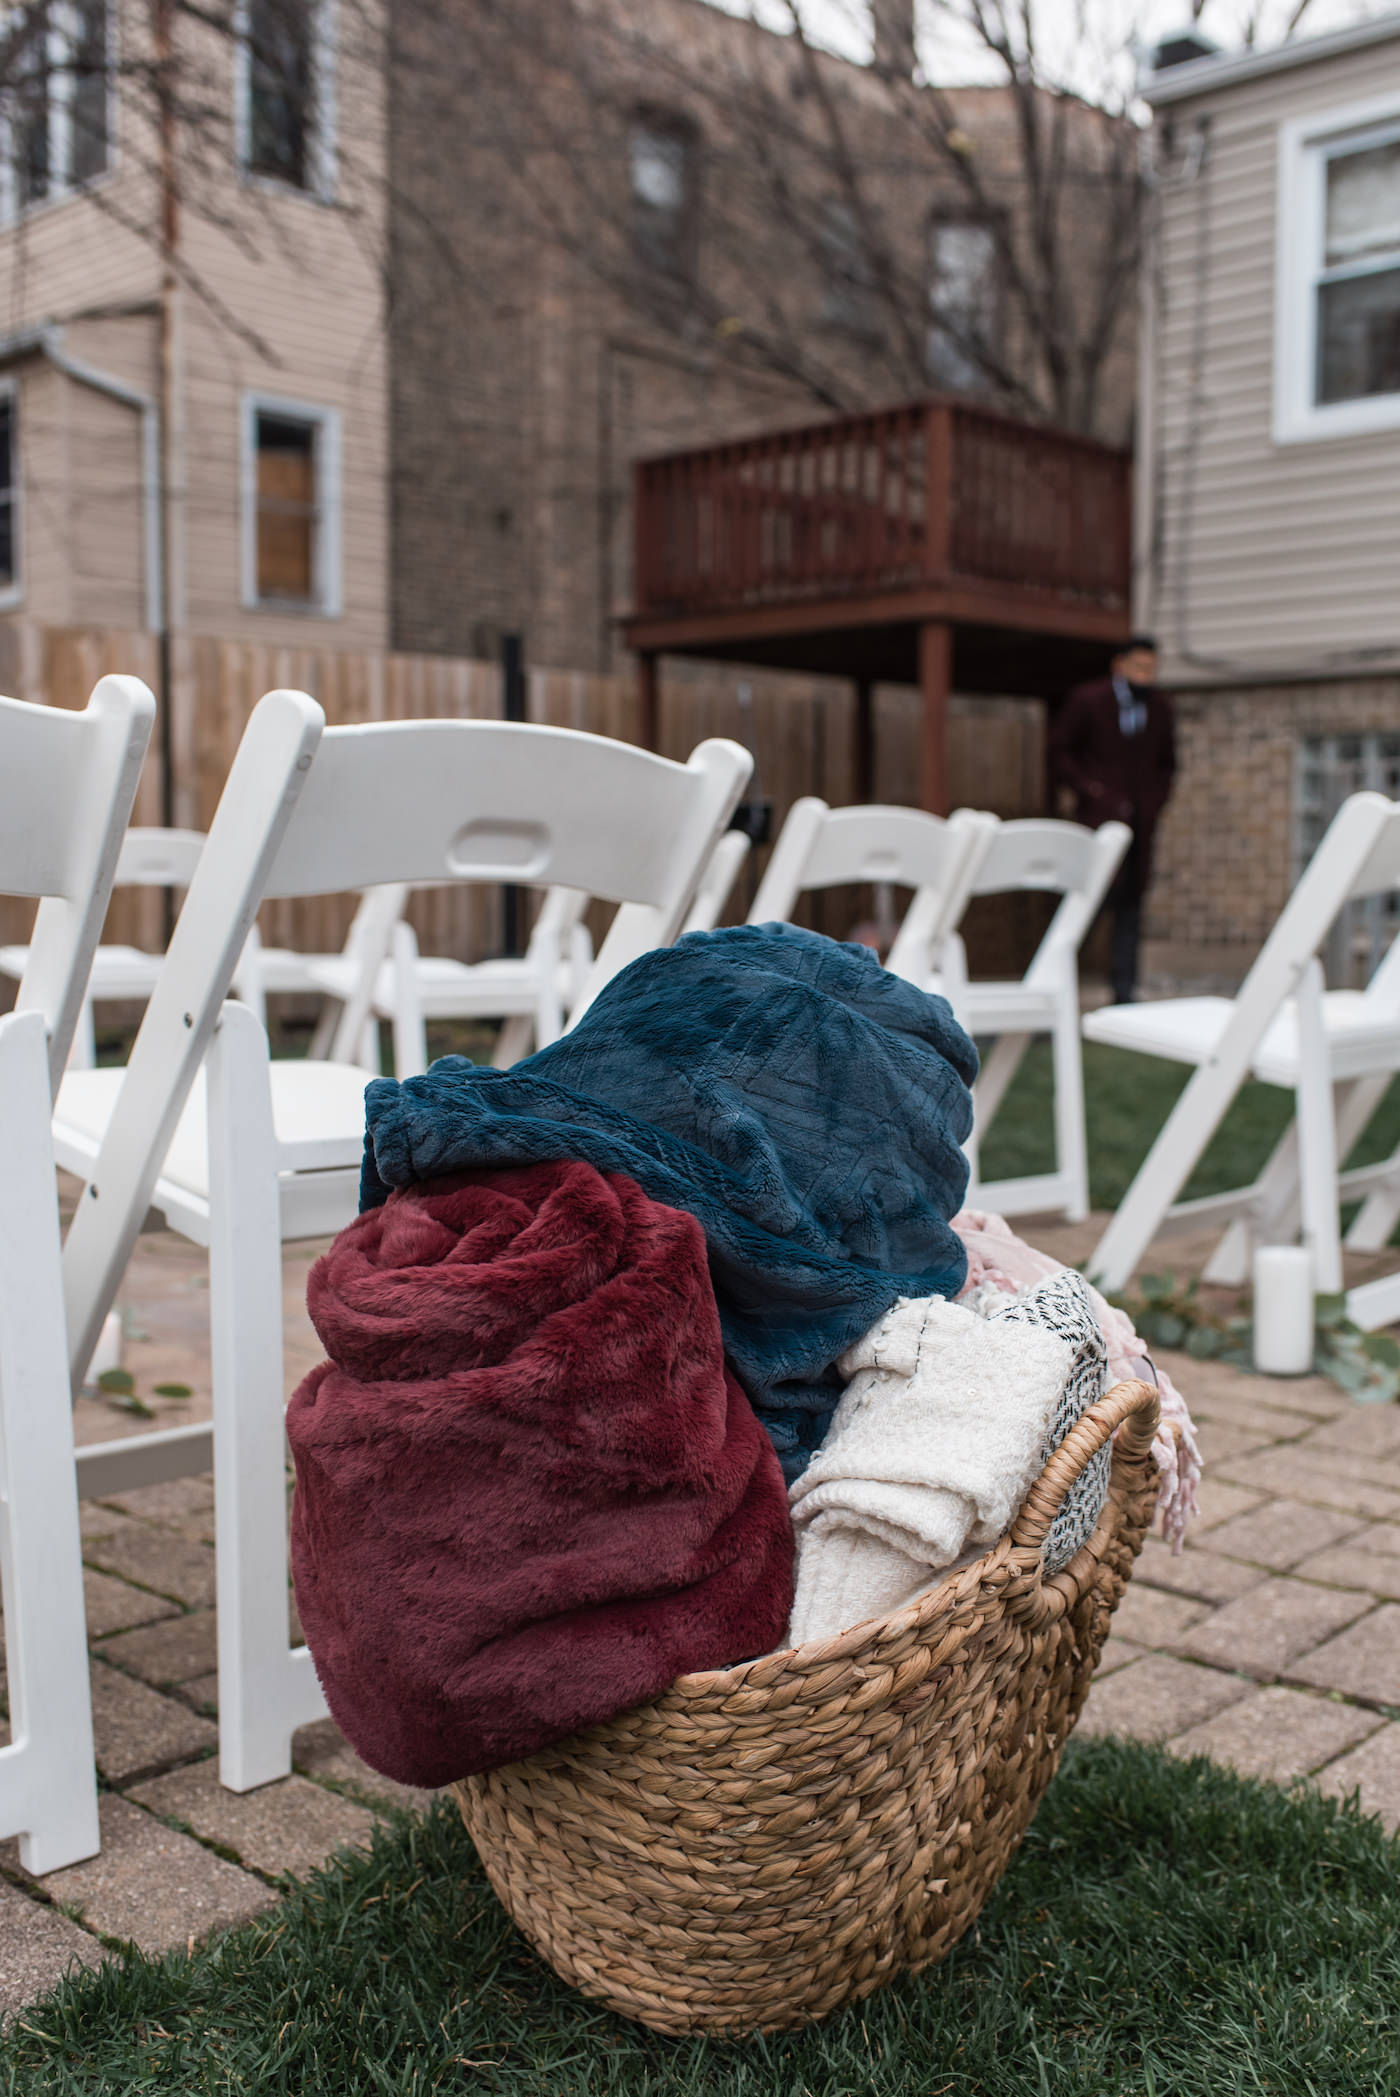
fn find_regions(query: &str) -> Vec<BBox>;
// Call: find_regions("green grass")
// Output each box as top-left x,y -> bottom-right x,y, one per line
7,1738 -> 1399,2095
979,1041 -> 1400,1216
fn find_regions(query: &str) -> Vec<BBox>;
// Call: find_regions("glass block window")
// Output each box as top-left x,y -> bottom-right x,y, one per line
1295,730 -> 1400,984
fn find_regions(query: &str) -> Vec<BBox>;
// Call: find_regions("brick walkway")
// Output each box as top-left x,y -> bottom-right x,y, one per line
2,1208 -> 1399,2025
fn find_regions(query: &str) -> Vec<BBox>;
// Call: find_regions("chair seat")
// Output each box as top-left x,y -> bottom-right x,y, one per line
957,980 -> 1063,1033
307,951 -> 570,1019
0,942 -> 166,998
55,1056 -> 375,1203
1084,991 -> 1400,1087
253,945 -> 337,996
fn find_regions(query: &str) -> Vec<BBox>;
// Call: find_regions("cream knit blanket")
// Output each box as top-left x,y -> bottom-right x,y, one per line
785,1271 -> 1104,1647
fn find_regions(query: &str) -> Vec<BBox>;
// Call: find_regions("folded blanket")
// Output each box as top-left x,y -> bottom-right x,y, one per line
953,1208 -> 1202,1548
785,1272 -> 1104,1647
288,1160 -> 795,1785
361,924 -> 978,1479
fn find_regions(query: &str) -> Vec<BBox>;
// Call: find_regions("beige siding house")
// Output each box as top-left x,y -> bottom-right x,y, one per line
0,0 -> 388,652
1139,14 -> 1400,964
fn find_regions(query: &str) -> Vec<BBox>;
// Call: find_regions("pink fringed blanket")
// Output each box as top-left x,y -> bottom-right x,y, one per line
289,1161 -> 794,1786
953,1209 -> 1202,1548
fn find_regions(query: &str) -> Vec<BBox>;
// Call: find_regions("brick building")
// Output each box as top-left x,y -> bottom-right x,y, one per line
387,0 -> 1139,673
1140,16 -> 1400,982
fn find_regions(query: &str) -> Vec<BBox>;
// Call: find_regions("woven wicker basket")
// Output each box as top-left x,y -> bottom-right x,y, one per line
454,1377 -> 1162,2036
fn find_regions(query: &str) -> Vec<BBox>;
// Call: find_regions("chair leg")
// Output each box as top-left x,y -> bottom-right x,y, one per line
973,1032 -> 1030,1130
1294,960 -> 1343,1296
206,1003 -> 327,1793
492,1014 -> 533,1068
66,997 -> 96,1071
1051,993 -> 1090,1223
0,1013 -> 100,1872
389,922 -> 429,1080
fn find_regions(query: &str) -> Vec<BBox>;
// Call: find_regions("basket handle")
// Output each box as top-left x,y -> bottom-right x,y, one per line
1007,1375 -> 1161,1567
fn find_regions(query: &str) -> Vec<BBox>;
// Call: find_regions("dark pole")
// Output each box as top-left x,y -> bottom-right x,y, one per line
501,633 -> 525,956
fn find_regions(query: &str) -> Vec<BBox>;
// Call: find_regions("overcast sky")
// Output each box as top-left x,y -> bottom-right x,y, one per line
700,0 -> 1386,100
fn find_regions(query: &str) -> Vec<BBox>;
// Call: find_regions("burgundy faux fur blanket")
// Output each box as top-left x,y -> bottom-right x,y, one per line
288,1160 -> 795,1786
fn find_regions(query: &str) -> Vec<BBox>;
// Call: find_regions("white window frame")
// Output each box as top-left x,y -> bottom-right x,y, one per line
0,0 -> 117,227
1275,91 -> 1400,445
240,392 -> 342,618
0,378 -> 23,610
233,0 -> 338,204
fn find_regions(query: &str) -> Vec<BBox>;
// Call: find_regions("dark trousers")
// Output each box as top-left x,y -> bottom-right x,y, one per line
1110,889 -> 1143,1006
1107,829 -> 1151,1005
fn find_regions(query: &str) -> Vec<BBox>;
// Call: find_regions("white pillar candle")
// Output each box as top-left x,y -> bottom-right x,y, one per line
1252,1246 -> 1315,1376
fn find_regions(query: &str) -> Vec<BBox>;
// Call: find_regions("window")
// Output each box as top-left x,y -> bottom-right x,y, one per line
5,1 -> 110,214
1275,97 -> 1400,443
1296,732 -> 1400,983
0,388 -> 18,596
237,0 -> 335,198
927,220 -> 998,392
818,197 -> 878,336
241,397 -> 341,614
629,113 -> 698,278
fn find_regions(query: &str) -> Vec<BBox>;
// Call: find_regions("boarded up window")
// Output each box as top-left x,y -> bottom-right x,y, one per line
256,413 -> 317,602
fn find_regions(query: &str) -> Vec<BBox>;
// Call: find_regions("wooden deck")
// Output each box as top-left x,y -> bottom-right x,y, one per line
622,398 -> 1133,811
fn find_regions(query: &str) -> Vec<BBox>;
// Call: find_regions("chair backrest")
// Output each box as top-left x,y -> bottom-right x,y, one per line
750,799 -> 983,923
683,828 -> 751,935
260,720 -> 751,1018
61,704 -> 750,1379
963,818 -> 1132,989
0,677 -> 155,1093
114,827 -> 206,890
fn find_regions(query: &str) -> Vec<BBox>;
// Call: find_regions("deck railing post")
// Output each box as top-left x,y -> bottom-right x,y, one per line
924,404 -> 953,580
918,621 -> 951,815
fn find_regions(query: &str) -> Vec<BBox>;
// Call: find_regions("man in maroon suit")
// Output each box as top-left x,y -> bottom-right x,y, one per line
1049,636 -> 1176,1006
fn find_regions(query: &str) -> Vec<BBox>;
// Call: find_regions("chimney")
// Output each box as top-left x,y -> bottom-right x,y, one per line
872,0 -> 917,82
1151,28 -> 1220,70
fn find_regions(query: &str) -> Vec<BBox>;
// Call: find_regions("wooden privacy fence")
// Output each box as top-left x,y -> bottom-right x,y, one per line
0,620 -> 1049,977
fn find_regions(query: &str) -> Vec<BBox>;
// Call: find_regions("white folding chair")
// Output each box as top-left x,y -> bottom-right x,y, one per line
682,828 -> 751,936
250,881 -> 410,1070
748,798 -> 997,950
1,679 -> 155,1092
324,882 -> 595,1081
0,828 -> 203,1070
55,700 -> 751,1791
0,675 -> 154,1871
1086,790 -> 1400,1325
888,819 -> 1130,1223
0,1012 -> 101,1872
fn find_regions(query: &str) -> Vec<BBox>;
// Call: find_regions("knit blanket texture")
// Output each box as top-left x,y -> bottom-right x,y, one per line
360,924 -> 978,1478
288,1160 -> 795,1786
785,1271 -> 1104,1647
953,1209 -> 1202,1547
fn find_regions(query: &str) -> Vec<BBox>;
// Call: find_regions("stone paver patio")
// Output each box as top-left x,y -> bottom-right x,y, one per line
3,1199 -> 1400,2025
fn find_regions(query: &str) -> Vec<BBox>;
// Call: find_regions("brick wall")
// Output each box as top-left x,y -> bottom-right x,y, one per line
386,0 -> 1137,674
1149,675 -> 1400,952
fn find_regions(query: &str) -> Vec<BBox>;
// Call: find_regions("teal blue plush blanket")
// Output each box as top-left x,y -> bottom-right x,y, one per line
361,924 -> 976,1477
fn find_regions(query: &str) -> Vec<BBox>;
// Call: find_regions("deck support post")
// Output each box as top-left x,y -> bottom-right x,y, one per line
638,652 -> 661,752
918,621 -> 951,815
854,678 -> 875,802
